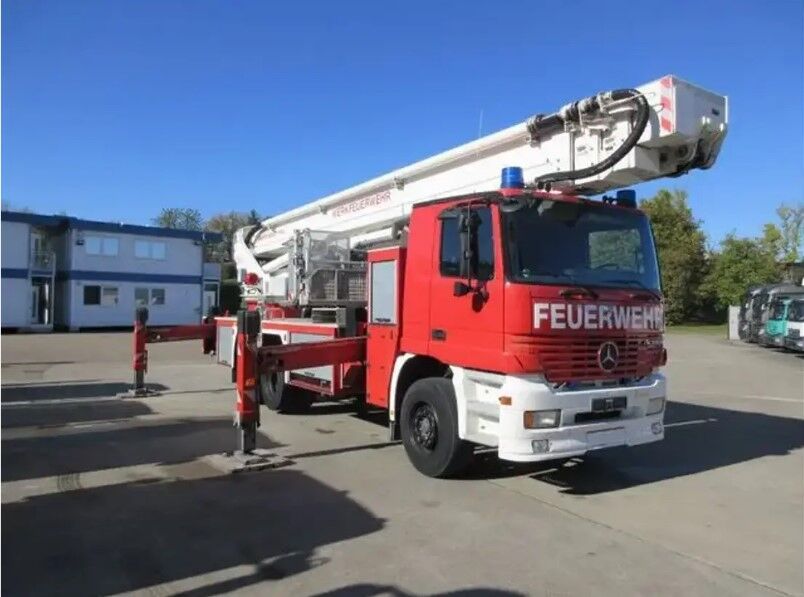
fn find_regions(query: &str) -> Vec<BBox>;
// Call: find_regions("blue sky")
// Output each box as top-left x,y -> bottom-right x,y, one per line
2,0 -> 802,246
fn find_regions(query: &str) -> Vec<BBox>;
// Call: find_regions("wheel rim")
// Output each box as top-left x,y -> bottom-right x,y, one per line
269,372 -> 279,393
410,403 -> 438,451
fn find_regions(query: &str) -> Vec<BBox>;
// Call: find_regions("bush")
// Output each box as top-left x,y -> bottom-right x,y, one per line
219,280 -> 241,315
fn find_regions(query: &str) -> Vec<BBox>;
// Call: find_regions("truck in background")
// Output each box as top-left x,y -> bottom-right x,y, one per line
783,298 -> 804,352
762,297 -> 796,348
748,285 -> 804,344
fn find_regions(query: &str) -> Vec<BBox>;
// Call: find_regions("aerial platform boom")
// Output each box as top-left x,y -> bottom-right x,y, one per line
234,75 -> 727,300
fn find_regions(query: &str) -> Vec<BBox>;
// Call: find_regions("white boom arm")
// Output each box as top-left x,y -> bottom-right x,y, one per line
236,75 -> 727,294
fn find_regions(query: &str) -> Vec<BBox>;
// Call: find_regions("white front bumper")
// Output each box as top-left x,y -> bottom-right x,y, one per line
453,370 -> 666,463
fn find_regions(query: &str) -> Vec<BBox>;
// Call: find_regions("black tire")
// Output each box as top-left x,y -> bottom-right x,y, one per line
400,378 -> 473,478
260,372 -> 314,413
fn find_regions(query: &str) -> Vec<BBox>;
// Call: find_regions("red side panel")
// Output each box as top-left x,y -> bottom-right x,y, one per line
366,247 -> 406,408
399,208 -> 434,355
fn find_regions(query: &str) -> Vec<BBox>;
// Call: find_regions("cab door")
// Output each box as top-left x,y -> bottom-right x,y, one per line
366,247 -> 405,408
428,204 -> 504,371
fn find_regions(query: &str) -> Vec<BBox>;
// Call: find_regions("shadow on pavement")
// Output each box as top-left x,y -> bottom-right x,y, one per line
2,468 -> 385,596
311,585 -> 525,596
2,399 -> 154,428
1,360 -> 77,366
458,401 -> 804,493
534,400 -> 804,494
0,381 -> 168,402
1,417 -> 282,482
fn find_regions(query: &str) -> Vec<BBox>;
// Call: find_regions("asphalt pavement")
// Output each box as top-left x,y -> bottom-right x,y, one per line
1,331 -> 802,596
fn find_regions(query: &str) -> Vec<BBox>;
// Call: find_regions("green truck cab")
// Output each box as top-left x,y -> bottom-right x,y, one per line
784,298 -> 804,352
762,298 -> 792,347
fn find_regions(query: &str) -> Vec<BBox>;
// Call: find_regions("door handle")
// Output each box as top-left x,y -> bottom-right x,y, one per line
431,329 -> 446,341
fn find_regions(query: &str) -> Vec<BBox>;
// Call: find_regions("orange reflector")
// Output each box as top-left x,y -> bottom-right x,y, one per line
499,396 -> 512,406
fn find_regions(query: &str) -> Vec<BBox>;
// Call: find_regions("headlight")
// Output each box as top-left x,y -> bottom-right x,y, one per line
524,409 -> 561,429
647,397 -> 665,415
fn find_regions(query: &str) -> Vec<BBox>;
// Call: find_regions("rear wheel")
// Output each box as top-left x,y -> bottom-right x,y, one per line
400,378 -> 473,478
260,372 -> 314,413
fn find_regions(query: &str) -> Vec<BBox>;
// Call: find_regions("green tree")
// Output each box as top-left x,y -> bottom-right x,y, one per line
762,203 -> 803,262
152,208 -> 204,231
639,189 -> 708,324
205,210 -> 263,263
701,234 -> 780,309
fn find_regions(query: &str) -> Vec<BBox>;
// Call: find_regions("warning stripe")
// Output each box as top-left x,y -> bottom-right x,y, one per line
659,76 -> 674,133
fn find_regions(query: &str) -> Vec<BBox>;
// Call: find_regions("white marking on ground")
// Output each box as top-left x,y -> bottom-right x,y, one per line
684,391 -> 803,404
664,418 -> 717,428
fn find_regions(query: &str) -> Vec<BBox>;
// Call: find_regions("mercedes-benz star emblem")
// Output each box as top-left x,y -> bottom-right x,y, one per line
597,341 -> 619,372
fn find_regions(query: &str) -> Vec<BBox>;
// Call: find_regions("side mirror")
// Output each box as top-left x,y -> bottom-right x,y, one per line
453,281 -> 471,297
458,210 -> 481,280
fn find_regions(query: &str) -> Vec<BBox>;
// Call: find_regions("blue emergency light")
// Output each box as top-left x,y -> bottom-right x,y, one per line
501,166 -> 525,189
615,189 -> 637,208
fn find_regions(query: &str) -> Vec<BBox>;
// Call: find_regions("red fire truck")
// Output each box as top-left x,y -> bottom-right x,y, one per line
145,76 -> 728,477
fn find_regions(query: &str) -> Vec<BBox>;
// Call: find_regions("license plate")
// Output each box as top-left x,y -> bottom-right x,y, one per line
586,428 -> 626,449
592,396 -> 627,412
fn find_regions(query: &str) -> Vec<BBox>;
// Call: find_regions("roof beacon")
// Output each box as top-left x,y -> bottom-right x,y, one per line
501,167 -> 525,189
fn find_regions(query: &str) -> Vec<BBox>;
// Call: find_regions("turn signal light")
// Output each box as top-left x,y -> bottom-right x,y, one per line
499,396 -> 512,406
524,409 -> 561,429
660,347 -> 668,366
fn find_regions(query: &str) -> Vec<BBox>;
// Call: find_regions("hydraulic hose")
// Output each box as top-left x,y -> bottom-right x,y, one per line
530,89 -> 650,190
243,224 -> 262,248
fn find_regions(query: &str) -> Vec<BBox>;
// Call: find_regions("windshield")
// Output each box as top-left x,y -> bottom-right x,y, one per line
751,293 -> 769,317
503,200 -> 660,290
768,300 -> 786,320
788,301 -> 804,322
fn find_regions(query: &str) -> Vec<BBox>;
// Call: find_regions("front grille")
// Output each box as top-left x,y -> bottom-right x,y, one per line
575,410 -> 622,424
512,335 -> 660,383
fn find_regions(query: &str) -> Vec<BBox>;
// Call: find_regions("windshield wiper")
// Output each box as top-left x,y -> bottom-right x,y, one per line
607,278 -> 662,301
560,285 -> 599,299
520,271 -> 601,298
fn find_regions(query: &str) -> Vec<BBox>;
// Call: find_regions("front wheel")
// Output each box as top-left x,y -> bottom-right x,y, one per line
260,372 -> 314,413
400,378 -> 473,478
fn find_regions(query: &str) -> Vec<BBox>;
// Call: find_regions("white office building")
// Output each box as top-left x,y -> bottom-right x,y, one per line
1,211 -> 222,331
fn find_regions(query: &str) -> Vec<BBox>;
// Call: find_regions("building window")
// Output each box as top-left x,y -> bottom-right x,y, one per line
134,287 -> 149,306
101,287 -> 119,306
85,236 -> 118,256
84,285 -> 101,305
135,287 -> 165,306
135,240 -> 167,260
151,242 -> 166,260
83,285 -> 118,306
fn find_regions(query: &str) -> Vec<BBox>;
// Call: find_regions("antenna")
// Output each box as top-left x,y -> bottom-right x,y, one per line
477,108 -> 484,139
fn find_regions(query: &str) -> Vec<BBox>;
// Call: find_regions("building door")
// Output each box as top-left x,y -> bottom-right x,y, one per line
30,230 -> 44,255
30,285 -> 41,324
203,283 -> 219,316
30,277 -> 51,325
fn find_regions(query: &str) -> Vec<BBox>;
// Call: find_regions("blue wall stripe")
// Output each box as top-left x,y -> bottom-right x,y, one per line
56,270 -> 202,284
1,268 -> 29,279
